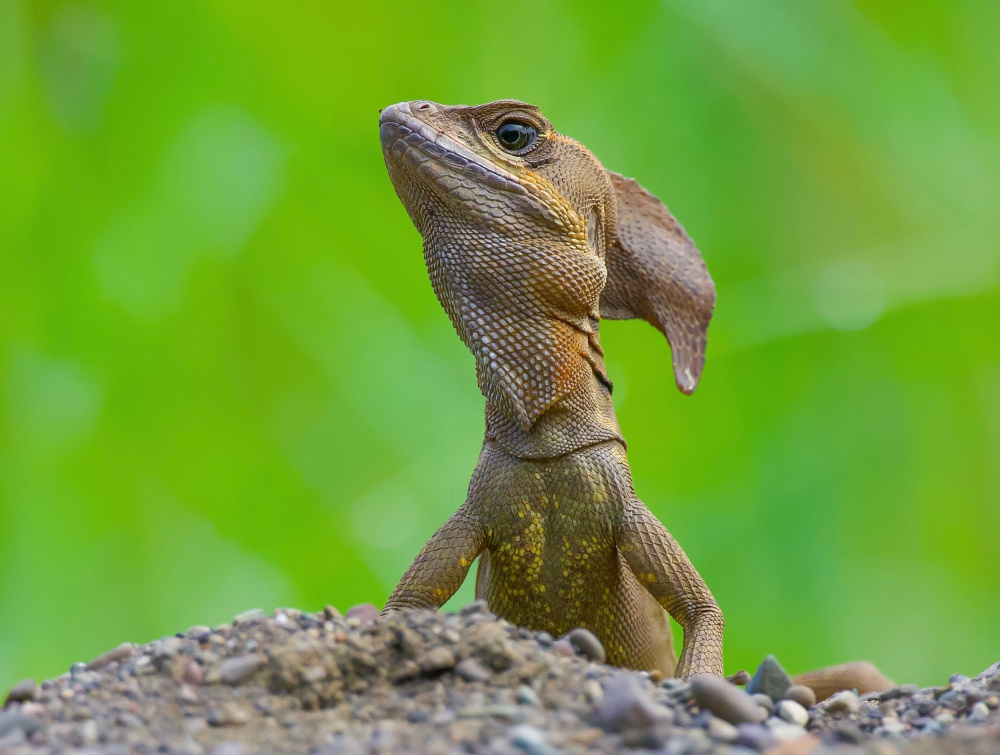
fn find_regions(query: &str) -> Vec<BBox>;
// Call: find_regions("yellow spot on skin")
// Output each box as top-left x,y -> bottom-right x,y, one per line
459,557 -> 468,568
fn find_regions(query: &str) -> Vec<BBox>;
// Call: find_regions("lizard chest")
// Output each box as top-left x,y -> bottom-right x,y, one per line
474,453 -> 624,627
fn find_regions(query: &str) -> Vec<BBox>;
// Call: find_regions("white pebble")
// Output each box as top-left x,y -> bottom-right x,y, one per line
765,717 -> 808,741
776,699 -> 809,727
969,701 -> 990,723
706,716 -> 739,742
826,690 -> 860,714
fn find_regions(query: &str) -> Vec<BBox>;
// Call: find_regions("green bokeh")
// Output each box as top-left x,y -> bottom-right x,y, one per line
2,0 -> 998,691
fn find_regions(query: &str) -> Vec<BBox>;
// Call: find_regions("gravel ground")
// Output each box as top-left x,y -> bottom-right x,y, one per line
2,603 -> 998,755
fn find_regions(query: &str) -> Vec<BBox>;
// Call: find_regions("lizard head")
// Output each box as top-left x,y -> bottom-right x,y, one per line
380,100 -> 715,429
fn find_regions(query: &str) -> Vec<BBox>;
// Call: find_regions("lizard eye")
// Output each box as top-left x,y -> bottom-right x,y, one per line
496,121 -> 538,151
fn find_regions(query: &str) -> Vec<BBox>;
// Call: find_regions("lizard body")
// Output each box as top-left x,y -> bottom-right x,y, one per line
378,100 -> 722,678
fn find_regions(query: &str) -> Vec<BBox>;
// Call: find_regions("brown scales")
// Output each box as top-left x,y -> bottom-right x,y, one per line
377,99 -> 893,693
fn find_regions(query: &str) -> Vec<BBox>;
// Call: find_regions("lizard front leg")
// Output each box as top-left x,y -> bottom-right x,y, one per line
618,499 -> 724,678
383,502 -> 485,611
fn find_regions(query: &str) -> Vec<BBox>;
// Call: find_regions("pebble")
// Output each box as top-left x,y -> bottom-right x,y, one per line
517,685 -> 541,706
582,679 -> 603,705
460,599 -> 490,617
765,716 -> 808,741
86,643 -> 134,671
976,661 -> 1000,679
563,628 -> 605,663
344,603 -> 379,627
4,678 -> 37,705
454,657 -> 491,682
510,724 -> 562,755
752,692 -> 774,712
418,646 -> 456,673
735,722 -> 779,751
690,673 -> 768,725
233,608 -> 266,625
969,701 -> 990,723
727,670 -> 752,686
746,654 -> 793,703
0,709 -> 41,737
776,699 -> 809,727
826,690 -> 861,715
183,659 -> 205,685
219,654 -> 267,685
178,684 -> 199,703
784,684 -> 816,708
590,672 -> 671,732
705,716 -> 740,742
550,639 -> 576,658
211,702 -> 251,727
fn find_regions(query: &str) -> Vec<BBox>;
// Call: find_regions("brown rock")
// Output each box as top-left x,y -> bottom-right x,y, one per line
690,674 -> 768,725
86,643 -> 134,671
219,654 -> 267,685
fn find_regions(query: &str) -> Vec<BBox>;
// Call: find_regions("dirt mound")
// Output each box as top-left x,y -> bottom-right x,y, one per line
2,603 -> 998,754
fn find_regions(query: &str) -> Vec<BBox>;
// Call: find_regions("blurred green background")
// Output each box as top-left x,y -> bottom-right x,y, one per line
2,0 -> 999,692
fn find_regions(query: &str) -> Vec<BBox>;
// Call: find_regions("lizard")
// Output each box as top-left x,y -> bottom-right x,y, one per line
377,99 -> 721,679
376,99 -> 896,695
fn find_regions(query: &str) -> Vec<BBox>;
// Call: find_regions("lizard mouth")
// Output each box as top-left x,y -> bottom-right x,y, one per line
379,101 -> 528,197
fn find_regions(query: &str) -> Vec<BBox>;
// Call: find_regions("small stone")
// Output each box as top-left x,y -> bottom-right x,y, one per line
154,636 -> 182,658
776,699 -> 809,727
563,628 -> 605,663
455,658 -> 491,683
735,722 -> 779,751
881,683 -> 919,701
826,690 -> 860,715
418,646 -> 456,674
345,603 -> 379,627
591,672 -> 672,732
975,661 -> 1000,679
460,600 -> 490,617
705,716 -> 739,742
214,743 -> 245,755
784,685 -> 816,708
752,693 -> 774,712
510,724 -> 561,755
0,709 -> 41,737
323,605 -> 341,620
969,701 -> 990,723
880,720 -> 906,735
79,718 -> 99,747
746,655 -> 793,703
550,639 -> 576,658
188,625 -> 212,640
233,608 -> 266,625
727,670 -> 752,686
219,702 -> 251,726
517,685 -> 541,706
765,716 -> 808,741
183,659 -> 205,685
178,684 -> 199,704
219,654 -> 266,685
690,673 -> 768,725
582,679 -> 604,705
388,659 -> 419,683
4,679 -> 37,705
86,643 -> 134,671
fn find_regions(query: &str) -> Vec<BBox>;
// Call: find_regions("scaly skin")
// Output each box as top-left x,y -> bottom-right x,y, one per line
378,100 -> 723,678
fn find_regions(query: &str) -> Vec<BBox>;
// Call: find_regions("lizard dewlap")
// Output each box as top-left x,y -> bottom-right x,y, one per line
378,99 -> 722,679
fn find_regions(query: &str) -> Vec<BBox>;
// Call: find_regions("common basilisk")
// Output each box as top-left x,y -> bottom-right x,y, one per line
377,100 -> 892,694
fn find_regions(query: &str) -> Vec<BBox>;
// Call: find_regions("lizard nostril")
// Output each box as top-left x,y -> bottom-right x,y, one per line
413,101 -> 435,113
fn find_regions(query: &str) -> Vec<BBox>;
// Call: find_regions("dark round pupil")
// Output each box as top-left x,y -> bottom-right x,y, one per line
497,122 -> 533,149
